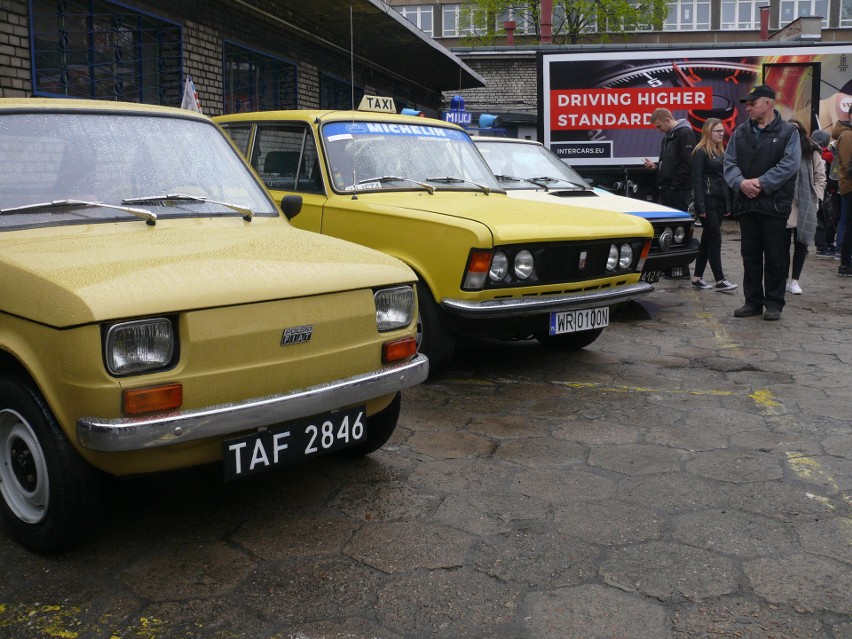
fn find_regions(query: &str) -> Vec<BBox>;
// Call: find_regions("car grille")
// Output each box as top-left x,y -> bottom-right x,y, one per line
539,243 -> 612,281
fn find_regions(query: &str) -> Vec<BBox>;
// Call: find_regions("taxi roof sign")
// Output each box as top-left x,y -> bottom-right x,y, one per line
358,95 -> 396,113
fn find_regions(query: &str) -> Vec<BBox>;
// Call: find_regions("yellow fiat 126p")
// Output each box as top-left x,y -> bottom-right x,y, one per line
0,99 -> 427,553
215,99 -> 655,373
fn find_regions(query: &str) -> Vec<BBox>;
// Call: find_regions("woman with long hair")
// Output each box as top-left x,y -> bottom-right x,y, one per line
690,118 -> 737,291
785,119 -> 826,294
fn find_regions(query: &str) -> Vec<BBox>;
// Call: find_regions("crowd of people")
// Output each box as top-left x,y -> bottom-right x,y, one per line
645,84 -> 852,321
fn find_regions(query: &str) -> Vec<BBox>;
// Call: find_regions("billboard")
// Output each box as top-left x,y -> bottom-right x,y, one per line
540,45 -> 852,167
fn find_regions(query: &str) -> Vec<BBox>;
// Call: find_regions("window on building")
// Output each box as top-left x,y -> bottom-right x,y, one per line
779,0 -> 829,27
398,5 -> 434,36
497,8 -> 538,35
664,0 -> 711,30
30,0 -> 181,103
223,43 -> 297,114
321,74 -> 364,110
441,3 -> 488,37
720,0 -> 765,29
842,0 -> 852,26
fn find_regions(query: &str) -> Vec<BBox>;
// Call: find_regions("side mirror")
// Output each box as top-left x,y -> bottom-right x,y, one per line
281,195 -> 303,220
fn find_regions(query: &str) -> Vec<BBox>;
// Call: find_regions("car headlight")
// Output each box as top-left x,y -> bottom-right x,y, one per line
489,251 -> 509,282
673,226 -> 686,244
375,285 -> 415,332
514,250 -> 534,279
619,243 -> 634,270
104,318 -> 175,376
606,244 -> 619,271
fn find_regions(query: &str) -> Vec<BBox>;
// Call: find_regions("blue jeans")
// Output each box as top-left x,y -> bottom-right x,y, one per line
841,193 -> 852,267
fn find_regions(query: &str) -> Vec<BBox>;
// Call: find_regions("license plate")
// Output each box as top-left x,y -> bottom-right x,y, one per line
641,270 -> 662,284
223,405 -> 366,481
549,307 -> 609,335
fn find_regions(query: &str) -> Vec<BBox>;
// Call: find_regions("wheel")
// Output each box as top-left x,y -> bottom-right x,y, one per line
0,375 -> 104,553
415,281 -> 456,373
337,393 -> 401,459
535,327 -> 605,351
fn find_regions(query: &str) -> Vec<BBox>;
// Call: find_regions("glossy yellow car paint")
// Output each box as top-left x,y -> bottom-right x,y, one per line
215,109 -> 654,371
0,99 -> 427,552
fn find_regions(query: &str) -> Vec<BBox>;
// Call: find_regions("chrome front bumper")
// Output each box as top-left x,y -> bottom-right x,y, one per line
441,282 -> 653,319
77,354 -> 429,452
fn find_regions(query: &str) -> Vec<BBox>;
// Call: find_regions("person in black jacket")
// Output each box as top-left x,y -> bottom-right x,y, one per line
644,108 -> 695,212
723,84 -> 801,321
690,118 -> 737,292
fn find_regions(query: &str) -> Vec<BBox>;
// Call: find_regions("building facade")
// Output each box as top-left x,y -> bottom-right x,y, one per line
0,0 -> 484,115
388,0 -> 852,138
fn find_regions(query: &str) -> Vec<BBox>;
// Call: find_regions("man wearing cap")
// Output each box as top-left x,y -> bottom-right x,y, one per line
724,84 -> 801,321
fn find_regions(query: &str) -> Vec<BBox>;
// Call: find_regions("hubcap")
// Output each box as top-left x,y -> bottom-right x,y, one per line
0,409 -> 49,524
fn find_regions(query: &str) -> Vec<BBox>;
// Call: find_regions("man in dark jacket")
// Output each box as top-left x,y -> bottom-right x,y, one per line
644,108 -> 695,212
723,84 -> 801,321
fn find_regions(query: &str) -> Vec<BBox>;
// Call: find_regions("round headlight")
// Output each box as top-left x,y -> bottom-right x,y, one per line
673,226 -> 686,243
606,244 -> 619,271
489,251 -> 509,281
514,250 -> 534,279
618,243 -> 634,270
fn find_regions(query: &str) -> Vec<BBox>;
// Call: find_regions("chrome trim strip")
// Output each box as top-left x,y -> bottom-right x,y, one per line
441,282 -> 653,318
77,354 -> 429,452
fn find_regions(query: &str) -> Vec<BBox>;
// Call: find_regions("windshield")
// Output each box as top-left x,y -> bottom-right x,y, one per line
321,121 -> 500,193
476,140 -> 588,190
0,112 -> 276,230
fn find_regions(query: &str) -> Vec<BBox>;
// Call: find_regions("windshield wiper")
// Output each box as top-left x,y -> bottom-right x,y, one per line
494,174 -> 553,189
426,176 -> 491,194
354,176 -> 435,194
122,193 -> 254,221
527,177 -> 589,191
0,199 -> 157,225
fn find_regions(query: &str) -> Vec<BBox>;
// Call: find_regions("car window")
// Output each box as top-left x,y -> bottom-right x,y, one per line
223,125 -> 252,155
321,121 -> 500,193
252,125 -> 324,195
0,112 -> 277,229
477,141 -> 588,189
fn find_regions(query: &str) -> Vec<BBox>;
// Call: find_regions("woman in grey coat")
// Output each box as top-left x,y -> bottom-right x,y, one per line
785,120 -> 827,295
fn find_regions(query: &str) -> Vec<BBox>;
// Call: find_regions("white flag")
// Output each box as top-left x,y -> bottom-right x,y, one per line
180,75 -> 202,113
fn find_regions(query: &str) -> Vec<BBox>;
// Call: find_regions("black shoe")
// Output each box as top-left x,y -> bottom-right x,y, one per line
763,308 -> 782,321
839,265 -> 852,276
734,305 -> 762,317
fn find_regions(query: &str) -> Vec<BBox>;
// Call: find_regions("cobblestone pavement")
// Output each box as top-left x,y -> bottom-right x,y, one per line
1,221 -> 851,638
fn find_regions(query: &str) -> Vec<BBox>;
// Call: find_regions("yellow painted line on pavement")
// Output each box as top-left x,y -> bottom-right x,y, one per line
696,311 -> 741,351
786,452 -> 852,514
0,604 -> 168,639
555,381 -> 781,413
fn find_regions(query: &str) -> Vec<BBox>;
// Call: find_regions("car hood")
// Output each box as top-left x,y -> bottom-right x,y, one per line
361,191 -> 653,244
503,188 -> 692,220
0,217 -> 413,327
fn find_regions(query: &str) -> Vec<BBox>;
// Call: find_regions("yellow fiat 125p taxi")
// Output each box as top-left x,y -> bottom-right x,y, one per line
215,100 -> 654,372
0,99 -> 427,553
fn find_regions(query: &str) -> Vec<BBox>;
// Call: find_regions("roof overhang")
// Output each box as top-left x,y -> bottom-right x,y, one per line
229,0 -> 485,91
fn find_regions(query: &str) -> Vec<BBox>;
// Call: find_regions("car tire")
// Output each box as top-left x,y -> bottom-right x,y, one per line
336,393 -> 401,459
415,281 -> 456,373
0,375 -> 104,554
535,327 -> 605,351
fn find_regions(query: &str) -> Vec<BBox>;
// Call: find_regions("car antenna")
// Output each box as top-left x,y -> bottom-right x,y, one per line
350,6 -> 358,200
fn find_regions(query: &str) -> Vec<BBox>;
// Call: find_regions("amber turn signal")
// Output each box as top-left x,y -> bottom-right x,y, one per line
382,336 -> 417,363
123,383 -> 183,415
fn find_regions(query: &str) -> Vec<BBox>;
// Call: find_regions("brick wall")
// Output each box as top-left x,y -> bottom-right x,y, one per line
444,56 -> 537,116
0,0 -> 31,97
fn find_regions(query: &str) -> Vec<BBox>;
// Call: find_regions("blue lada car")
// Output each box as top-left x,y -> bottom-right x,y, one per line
474,136 -> 698,284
